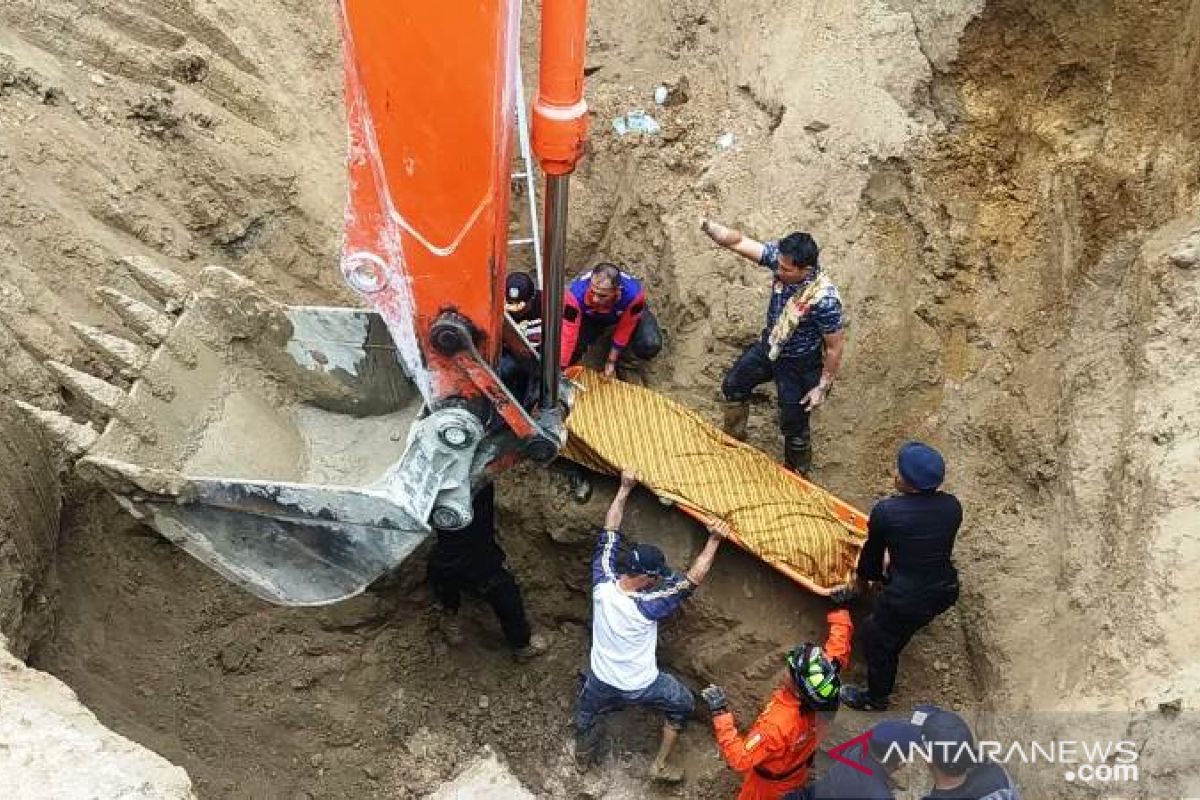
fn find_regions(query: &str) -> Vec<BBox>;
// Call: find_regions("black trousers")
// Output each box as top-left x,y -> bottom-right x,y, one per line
863,579 -> 959,699
721,340 -> 823,438
569,310 -> 663,364
428,562 -> 532,650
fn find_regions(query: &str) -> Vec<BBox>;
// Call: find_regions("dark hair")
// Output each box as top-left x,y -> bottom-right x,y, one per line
778,232 -> 820,268
590,262 -> 622,288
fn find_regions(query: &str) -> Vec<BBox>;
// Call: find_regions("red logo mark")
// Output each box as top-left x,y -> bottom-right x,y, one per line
828,730 -> 875,776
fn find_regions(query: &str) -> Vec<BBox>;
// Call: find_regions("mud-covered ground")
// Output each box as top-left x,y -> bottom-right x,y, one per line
1,0 -> 1198,797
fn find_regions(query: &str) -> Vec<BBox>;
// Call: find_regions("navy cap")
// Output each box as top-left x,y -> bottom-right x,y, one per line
897,441 -> 946,491
916,707 -> 977,775
871,720 -> 923,750
506,271 -> 536,303
628,543 -> 671,577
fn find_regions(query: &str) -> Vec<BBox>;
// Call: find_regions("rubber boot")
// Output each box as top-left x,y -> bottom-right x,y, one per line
513,632 -> 549,662
439,611 -> 465,646
722,400 -> 750,441
784,435 -> 812,478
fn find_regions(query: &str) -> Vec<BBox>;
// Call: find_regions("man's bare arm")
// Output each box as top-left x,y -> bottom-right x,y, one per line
604,469 -> 638,530
701,219 -> 766,264
820,330 -> 844,385
802,330 -> 846,411
686,518 -> 731,584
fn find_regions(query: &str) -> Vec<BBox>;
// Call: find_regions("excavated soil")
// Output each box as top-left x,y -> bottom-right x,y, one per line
1,0 -> 1198,798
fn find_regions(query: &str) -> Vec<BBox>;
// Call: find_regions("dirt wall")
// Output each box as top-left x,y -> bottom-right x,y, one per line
0,0 -> 1198,797
0,400 -> 59,657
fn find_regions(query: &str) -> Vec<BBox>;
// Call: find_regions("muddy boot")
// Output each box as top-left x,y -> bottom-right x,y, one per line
784,435 -> 812,478
721,400 -> 750,441
439,612 -> 465,646
513,632 -> 548,662
574,725 -> 606,768
840,684 -> 890,712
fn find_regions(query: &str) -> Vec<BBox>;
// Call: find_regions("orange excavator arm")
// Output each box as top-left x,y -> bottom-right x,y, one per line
338,0 -> 519,397
338,0 -> 589,470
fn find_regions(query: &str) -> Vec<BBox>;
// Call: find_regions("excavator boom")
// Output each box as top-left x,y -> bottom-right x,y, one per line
20,1 -> 589,606
340,0 -> 519,387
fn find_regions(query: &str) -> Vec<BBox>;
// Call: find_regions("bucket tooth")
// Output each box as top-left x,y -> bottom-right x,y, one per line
97,287 -> 171,345
71,323 -> 149,377
12,399 -> 98,457
120,255 -> 189,310
45,360 -> 126,419
78,454 -> 185,498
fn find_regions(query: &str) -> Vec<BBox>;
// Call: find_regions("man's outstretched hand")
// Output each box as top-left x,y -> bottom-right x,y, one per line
700,218 -> 739,247
801,383 -> 829,412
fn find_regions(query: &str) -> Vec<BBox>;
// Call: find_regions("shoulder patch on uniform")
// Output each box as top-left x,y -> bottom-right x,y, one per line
744,733 -> 763,752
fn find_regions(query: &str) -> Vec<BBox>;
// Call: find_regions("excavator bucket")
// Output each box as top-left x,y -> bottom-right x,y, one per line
18,0 -> 580,605
24,262 -> 481,606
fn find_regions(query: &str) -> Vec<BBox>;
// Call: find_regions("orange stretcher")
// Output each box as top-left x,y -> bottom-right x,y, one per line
561,367 -> 867,594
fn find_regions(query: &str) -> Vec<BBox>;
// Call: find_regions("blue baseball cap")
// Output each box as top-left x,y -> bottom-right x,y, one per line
897,441 -> 946,491
628,543 -> 671,577
911,705 -> 978,775
871,720 -> 923,750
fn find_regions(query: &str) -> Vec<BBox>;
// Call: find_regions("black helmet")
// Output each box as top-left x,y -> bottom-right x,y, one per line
786,642 -> 841,713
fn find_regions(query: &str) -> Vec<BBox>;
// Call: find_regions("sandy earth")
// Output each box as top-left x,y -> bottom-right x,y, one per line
1,0 -> 1198,798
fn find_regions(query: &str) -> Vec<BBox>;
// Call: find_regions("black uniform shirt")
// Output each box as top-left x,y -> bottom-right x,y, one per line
857,491 -> 962,583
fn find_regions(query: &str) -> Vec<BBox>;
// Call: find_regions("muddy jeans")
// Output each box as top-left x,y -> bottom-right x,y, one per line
721,340 -> 823,439
568,310 -> 663,365
575,668 -> 694,733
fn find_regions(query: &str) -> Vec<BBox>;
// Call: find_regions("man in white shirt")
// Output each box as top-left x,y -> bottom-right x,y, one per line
575,469 -> 728,783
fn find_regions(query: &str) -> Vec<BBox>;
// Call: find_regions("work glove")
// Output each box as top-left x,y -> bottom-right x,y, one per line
828,584 -> 859,607
700,684 -> 729,715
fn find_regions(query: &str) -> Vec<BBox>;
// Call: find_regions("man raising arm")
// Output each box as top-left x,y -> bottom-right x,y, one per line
701,219 -> 845,476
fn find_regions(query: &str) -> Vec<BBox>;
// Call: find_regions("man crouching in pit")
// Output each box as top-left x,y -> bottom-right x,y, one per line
574,468 -> 729,783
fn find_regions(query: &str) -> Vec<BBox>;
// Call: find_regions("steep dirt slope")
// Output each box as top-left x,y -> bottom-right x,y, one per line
0,0 -> 346,411
2,0 -> 1198,798
0,401 -> 59,656
873,0 -> 1200,712
854,1 -> 1200,792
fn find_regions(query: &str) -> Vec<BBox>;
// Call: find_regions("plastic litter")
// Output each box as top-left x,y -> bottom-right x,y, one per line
612,110 -> 661,136
716,131 -> 735,150
654,85 -> 669,105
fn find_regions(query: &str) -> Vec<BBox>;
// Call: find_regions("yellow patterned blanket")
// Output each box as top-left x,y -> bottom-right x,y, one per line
561,368 -> 867,593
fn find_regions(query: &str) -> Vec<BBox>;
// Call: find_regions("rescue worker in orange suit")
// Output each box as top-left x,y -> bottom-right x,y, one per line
700,602 -> 853,800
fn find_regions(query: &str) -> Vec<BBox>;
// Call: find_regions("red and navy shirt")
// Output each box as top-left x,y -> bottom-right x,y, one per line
560,268 -> 648,367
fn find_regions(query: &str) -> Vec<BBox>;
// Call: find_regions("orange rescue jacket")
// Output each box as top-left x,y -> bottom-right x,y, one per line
711,609 -> 853,800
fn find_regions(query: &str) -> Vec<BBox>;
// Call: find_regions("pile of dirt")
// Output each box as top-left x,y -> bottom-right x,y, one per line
0,0 -> 1197,797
